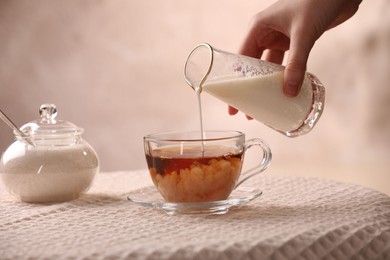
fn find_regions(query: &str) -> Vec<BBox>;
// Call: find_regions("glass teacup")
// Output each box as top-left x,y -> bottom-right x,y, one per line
144,130 -> 271,203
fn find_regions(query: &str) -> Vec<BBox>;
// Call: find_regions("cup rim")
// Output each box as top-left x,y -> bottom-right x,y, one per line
144,130 -> 244,142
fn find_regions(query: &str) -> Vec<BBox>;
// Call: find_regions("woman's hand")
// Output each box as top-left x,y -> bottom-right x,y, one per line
229,0 -> 362,117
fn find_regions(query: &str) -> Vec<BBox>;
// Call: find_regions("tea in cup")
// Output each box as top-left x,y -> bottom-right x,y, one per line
144,130 -> 271,203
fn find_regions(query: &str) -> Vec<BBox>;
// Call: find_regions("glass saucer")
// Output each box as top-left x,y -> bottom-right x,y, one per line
127,186 -> 263,215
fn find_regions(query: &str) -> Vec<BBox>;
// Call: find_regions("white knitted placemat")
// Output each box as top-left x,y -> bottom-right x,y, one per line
1,171 -> 389,259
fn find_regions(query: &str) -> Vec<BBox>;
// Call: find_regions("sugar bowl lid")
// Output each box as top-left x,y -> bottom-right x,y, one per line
19,104 -> 84,144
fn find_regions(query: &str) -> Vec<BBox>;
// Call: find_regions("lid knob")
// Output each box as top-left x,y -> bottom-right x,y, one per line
39,104 -> 57,122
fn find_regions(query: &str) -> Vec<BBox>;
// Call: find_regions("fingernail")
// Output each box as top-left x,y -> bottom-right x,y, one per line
284,83 -> 299,97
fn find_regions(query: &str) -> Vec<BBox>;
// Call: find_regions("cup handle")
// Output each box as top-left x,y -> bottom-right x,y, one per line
234,138 -> 272,189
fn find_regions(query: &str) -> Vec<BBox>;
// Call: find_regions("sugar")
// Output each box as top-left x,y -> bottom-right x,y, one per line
0,143 -> 99,203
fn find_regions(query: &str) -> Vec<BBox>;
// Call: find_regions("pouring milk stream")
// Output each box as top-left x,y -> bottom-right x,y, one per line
184,43 -> 325,138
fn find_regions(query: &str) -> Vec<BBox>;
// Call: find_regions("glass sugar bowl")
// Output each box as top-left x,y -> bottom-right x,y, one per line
0,104 -> 99,203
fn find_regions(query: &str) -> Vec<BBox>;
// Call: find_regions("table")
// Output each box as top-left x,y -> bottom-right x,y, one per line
1,171 -> 389,259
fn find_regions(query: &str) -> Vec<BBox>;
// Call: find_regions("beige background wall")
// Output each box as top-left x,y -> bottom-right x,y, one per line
0,0 -> 389,195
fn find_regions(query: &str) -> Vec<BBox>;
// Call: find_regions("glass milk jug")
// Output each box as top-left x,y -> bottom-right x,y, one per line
0,104 -> 99,203
184,43 -> 325,137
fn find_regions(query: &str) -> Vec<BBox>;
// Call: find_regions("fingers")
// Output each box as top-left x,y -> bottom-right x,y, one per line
265,49 -> 285,64
228,106 -> 238,115
283,28 -> 315,97
239,38 -> 264,59
229,106 -> 253,120
283,63 -> 305,97
238,15 -> 267,58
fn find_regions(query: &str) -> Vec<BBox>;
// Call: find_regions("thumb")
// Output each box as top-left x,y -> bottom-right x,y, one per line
283,35 -> 314,97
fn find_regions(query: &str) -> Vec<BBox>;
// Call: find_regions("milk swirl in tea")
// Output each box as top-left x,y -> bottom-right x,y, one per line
146,145 -> 243,203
